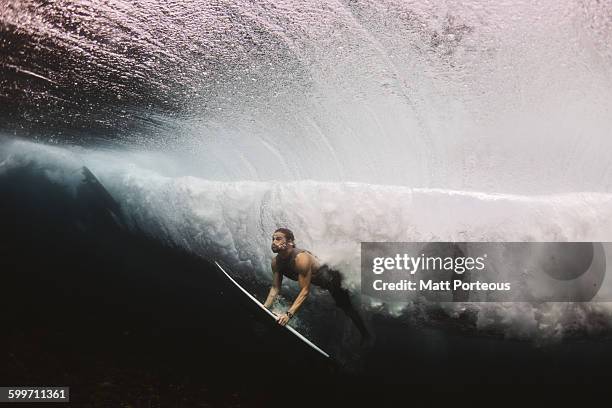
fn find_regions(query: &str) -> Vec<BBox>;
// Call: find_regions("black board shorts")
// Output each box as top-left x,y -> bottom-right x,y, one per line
312,265 -> 343,291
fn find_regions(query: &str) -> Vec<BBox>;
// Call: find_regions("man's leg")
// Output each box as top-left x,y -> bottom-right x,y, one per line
326,269 -> 370,340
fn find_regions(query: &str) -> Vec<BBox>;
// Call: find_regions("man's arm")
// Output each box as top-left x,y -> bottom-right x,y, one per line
277,254 -> 312,326
263,259 -> 282,309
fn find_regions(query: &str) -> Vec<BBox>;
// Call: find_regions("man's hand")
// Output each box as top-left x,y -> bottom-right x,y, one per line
277,313 -> 291,326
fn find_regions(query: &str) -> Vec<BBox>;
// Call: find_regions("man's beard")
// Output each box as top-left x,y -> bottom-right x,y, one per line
271,243 -> 288,253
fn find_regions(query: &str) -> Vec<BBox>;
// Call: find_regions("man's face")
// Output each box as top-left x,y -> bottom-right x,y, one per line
271,232 -> 291,253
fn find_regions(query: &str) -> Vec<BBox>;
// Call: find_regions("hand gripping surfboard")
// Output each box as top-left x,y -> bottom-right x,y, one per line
215,261 -> 330,358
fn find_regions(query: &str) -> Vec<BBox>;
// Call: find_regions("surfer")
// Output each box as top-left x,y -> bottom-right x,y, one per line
263,228 -> 370,342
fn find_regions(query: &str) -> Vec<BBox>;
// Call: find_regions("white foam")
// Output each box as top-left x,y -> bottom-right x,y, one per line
6,139 -> 612,340
91,157 -> 612,341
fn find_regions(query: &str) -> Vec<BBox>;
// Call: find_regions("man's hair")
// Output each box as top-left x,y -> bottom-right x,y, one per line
274,228 -> 295,246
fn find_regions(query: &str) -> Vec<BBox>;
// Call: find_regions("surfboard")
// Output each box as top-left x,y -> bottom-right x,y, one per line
214,261 -> 330,359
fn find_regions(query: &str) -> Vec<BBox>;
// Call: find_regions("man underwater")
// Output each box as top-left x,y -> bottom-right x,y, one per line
263,228 -> 370,342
